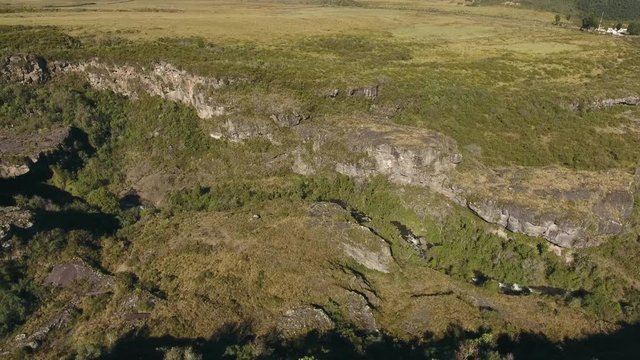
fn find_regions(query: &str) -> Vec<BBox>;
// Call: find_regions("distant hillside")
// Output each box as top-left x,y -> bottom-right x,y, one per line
477,0 -> 640,20
576,0 -> 640,20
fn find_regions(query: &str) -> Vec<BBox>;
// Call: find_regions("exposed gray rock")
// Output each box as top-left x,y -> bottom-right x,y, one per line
343,291 -> 378,333
0,207 -> 33,242
291,149 -> 315,176
309,202 -> 394,273
45,262 -> 114,295
277,306 -> 335,337
592,191 -> 635,235
348,85 -> 379,99
467,200 -> 589,248
570,96 -> 640,111
333,125 -> 463,203
55,60 -> 236,119
0,54 -> 50,84
270,112 -> 308,128
215,118 -> 277,143
0,127 -> 70,179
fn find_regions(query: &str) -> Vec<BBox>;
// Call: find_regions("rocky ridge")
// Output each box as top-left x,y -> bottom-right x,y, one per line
1,54 -> 636,249
570,96 -> 640,111
55,60 -> 234,119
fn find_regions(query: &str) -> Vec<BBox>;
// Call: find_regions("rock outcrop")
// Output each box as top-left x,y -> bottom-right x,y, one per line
348,85 -> 379,99
468,200 -> 586,248
309,202 -> 394,273
209,118 -> 277,143
0,207 -> 33,242
330,123 -> 463,202
298,121 -> 634,248
1,54 -> 634,249
0,54 -> 50,84
277,306 -> 335,337
461,168 -> 636,248
570,96 -> 640,111
342,291 -> 378,333
45,262 -> 114,295
0,127 -> 70,179
56,60 -> 234,119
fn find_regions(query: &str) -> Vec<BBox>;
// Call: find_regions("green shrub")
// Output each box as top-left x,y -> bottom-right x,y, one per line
0,291 -> 27,336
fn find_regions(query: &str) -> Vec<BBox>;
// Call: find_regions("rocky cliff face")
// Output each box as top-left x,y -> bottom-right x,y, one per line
460,167 -> 636,248
56,60 -> 234,119
297,121 -> 635,248
331,123 -> 464,203
1,54 -> 635,249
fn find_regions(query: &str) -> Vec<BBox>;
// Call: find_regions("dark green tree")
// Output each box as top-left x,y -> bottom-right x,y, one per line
582,15 -> 598,29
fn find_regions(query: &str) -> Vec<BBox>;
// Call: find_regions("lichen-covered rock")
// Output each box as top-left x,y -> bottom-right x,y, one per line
0,207 -> 33,241
343,291 -> 378,333
56,60 -> 236,119
0,54 -> 50,84
277,306 -> 335,337
309,202 -> 394,273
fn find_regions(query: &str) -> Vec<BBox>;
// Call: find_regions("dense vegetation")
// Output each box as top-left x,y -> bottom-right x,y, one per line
576,0 -> 640,20
481,0 -> 640,20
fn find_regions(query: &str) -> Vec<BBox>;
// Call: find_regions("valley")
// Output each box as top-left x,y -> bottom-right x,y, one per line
1,1 -> 640,359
